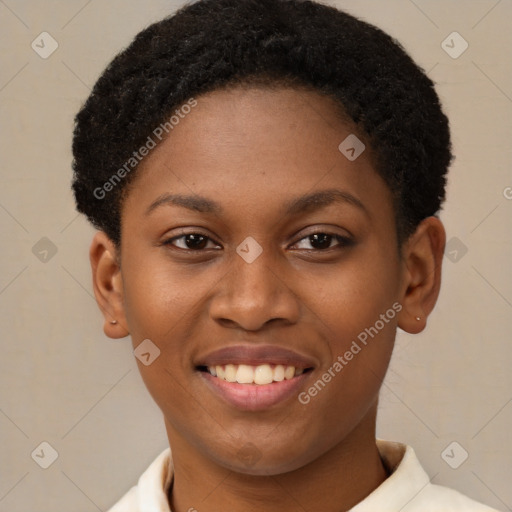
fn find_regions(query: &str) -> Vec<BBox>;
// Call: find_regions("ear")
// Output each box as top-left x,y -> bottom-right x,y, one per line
89,231 -> 129,339
396,216 -> 446,334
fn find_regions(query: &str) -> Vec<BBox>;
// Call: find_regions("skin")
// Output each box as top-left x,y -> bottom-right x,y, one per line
90,86 -> 445,512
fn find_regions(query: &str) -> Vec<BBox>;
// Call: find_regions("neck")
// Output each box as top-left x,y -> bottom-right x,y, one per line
165,407 -> 388,512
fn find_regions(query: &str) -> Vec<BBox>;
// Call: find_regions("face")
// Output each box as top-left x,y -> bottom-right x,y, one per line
114,86 -> 408,475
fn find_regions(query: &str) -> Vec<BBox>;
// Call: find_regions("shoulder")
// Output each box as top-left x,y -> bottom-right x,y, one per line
106,447 -> 173,512
349,440 -> 502,512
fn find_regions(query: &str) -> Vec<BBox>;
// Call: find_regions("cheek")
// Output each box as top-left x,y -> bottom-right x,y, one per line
295,265 -> 398,452
308,243 -> 400,339
120,256 -> 219,404
299,243 -> 399,407
122,260 -> 205,338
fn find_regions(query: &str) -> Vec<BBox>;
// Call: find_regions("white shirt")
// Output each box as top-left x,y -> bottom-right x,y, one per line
107,440 -> 501,512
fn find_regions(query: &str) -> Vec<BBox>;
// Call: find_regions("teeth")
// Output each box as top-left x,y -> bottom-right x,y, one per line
273,365 -> 285,382
284,365 -> 295,380
236,364 -> 254,384
254,364 -> 273,385
225,364 -> 237,382
207,364 -> 305,385
216,365 -> 225,379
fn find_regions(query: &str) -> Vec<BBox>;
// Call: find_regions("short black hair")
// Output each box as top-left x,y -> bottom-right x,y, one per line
71,0 -> 452,247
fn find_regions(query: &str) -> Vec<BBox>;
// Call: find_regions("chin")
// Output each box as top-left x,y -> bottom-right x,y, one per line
211,441 -> 318,476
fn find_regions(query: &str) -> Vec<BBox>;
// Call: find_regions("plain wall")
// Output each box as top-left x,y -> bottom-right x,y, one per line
0,1 -> 511,510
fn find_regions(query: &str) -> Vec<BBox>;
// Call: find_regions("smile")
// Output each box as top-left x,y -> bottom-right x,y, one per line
201,363 -> 309,385
195,344 -> 316,410
198,365 -> 313,411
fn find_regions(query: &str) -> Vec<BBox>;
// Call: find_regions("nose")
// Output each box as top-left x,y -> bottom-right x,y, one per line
209,246 -> 300,332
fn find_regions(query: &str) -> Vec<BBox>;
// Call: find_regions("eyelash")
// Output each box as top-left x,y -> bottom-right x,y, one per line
161,230 -> 353,253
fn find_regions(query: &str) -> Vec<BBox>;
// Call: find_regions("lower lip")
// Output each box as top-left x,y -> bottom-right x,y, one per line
199,370 -> 311,411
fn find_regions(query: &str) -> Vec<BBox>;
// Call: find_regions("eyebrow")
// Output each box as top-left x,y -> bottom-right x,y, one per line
145,188 -> 369,218
145,193 -> 222,216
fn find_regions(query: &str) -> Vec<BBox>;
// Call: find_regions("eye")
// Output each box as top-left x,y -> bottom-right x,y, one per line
162,230 -> 352,252
293,232 -> 352,251
163,232 -> 221,251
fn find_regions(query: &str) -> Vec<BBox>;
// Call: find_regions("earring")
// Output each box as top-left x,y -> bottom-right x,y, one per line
110,320 -> 118,325
415,316 -> 421,321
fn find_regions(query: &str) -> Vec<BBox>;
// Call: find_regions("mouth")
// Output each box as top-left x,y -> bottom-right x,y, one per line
194,344 -> 317,410
197,363 -> 313,385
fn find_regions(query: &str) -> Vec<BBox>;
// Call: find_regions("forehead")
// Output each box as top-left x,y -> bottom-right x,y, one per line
123,86 -> 393,225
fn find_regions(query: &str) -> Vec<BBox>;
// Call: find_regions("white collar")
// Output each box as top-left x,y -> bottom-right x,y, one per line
126,439 -> 496,512
349,439 -> 430,511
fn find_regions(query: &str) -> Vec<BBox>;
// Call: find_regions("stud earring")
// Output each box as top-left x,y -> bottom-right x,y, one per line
415,316 -> 421,321
110,320 -> 118,325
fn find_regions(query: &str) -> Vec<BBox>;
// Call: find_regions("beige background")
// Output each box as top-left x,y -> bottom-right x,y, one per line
0,0 -> 511,510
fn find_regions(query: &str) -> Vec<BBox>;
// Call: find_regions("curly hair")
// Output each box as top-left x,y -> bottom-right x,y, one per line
71,0 -> 452,247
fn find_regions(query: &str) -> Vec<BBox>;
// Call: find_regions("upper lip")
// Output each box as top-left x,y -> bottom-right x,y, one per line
196,344 -> 317,369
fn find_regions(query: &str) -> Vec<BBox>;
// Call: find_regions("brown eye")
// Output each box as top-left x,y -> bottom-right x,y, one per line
308,233 -> 333,250
294,232 -> 352,251
164,233 -> 220,251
